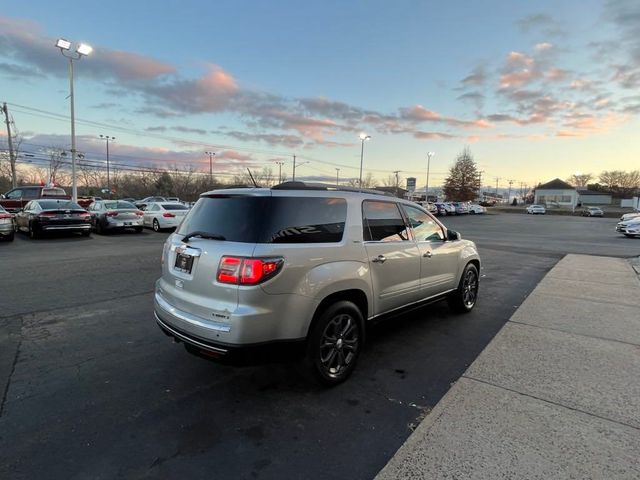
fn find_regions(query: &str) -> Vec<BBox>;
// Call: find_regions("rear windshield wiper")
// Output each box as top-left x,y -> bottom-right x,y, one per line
181,231 -> 226,243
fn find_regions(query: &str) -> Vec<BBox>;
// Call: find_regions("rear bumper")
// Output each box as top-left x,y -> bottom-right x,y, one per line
41,224 -> 91,231
105,219 -> 143,229
0,223 -> 13,235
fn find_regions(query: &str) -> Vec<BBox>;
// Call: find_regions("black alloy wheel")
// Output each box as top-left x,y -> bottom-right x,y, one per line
307,301 -> 363,386
448,263 -> 479,313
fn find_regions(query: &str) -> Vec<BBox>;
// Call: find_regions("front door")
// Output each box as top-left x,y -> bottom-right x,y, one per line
401,204 -> 459,299
362,200 -> 421,316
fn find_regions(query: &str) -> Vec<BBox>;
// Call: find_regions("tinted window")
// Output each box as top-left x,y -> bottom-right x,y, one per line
262,197 -> 346,243
23,187 -> 40,199
6,189 -> 22,199
162,204 -> 189,210
42,188 -> 66,197
362,201 -> 409,242
178,196 -> 347,244
104,201 -> 136,209
37,200 -> 82,210
401,205 -> 444,242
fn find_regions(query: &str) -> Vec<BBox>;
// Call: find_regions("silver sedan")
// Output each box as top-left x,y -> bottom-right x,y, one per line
88,200 -> 144,234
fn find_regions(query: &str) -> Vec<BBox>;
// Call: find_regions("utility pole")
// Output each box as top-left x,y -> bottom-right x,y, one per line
508,179 -> 514,204
276,161 -> 284,183
393,170 -> 400,190
100,135 -> 115,198
425,152 -> 435,200
292,155 -> 297,181
335,168 -> 340,187
477,170 -> 484,201
205,151 -> 215,185
2,103 -> 16,188
495,177 -> 501,201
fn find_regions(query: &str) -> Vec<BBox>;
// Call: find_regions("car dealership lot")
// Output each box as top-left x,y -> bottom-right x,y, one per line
1,214 -> 639,479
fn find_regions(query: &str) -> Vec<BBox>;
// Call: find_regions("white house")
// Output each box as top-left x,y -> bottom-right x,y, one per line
534,178 -> 578,209
577,189 -> 612,206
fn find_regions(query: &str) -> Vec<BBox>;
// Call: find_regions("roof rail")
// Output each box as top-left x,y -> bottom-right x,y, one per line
271,181 -> 393,196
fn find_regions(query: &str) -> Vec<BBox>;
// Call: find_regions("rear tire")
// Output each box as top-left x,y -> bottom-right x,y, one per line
448,263 -> 479,313
5,231 -> 14,242
305,301 -> 363,386
28,222 -> 39,240
134,227 -> 143,234
81,229 -> 91,237
153,219 -> 161,232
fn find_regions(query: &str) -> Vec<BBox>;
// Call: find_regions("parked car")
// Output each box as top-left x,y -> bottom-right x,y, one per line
526,204 -> 546,214
154,182 -> 481,385
166,197 -> 181,203
468,204 -> 486,214
452,202 -> 469,214
143,202 -> 190,231
1,185 -> 68,212
616,218 -> 640,238
88,200 -> 144,234
14,199 -> 91,239
443,203 -> 457,215
434,203 -> 448,216
0,205 -> 15,242
581,206 -> 604,217
135,196 -> 167,209
620,212 -> 640,222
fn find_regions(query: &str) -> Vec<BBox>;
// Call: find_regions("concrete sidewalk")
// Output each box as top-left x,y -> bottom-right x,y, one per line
377,254 -> 640,479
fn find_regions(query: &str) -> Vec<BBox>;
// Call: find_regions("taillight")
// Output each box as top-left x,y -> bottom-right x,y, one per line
77,212 -> 90,217
217,256 -> 283,285
106,211 -> 118,217
163,212 -> 175,218
38,212 -> 57,218
0,214 -> 11,219
135,211 -> 144,216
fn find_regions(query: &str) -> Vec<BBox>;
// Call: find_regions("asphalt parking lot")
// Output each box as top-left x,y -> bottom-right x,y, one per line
1,213 -> 639,480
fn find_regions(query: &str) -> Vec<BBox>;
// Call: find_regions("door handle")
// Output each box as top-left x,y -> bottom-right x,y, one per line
423,251 -> 432,258
371,255 -> 386,263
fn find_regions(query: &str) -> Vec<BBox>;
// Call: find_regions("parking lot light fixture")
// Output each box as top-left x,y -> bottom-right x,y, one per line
55,38 -> 92,202
358,133 -> 371,190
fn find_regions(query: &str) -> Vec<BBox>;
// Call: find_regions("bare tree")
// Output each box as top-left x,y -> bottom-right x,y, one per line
567,173 -> 593,188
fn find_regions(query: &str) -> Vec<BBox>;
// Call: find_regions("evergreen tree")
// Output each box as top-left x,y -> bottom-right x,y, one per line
442,148 -> 480,201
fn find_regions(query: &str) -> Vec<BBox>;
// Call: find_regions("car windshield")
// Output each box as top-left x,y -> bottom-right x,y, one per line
162,204 -> 189,210
38,200 -> 82,210
104,201 -> 136,210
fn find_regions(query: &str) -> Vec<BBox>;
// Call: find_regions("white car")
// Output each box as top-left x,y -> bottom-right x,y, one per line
526,204 -> 546,215
143,202 -> 190,232
468,204 -> 486,214
620,212 -> 640,222
616,218 -> 640,238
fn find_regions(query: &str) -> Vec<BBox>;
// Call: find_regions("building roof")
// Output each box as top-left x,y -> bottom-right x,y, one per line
536,178 -> 575,190
577,189 -> 611,196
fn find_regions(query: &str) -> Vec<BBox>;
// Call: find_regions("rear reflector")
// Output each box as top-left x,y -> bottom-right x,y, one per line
217,256 -> 283,285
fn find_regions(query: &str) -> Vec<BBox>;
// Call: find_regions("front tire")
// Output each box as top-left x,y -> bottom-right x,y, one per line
305,301 -> 363,386
448,263 -> 479,313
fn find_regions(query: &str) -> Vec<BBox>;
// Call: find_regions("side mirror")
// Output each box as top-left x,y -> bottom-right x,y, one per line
447,229 -> 461,241
0,194 -> 5,199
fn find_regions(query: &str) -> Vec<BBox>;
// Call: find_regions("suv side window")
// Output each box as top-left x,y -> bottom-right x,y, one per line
401,204 -> 444,242
23,187 -> 39,199
362,200 -> 410,242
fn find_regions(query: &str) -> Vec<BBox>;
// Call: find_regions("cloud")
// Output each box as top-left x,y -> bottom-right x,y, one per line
516,13 -> 563,36
212,130 -> 304,148
461,66 -> 487,87
173,126 -> 208,135
456,91 -> 485,109
0,62 -> 45,79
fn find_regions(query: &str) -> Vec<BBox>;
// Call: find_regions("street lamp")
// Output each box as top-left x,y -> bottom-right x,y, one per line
335,168 -> 340,187
99,135 -> 115,198
358,133 -> 371,190
425,152 -> 435,201
56,38 -> 92,202
205,151 -> 215,185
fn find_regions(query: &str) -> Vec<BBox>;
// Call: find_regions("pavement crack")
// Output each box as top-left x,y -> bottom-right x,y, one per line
0,319 -> 24,418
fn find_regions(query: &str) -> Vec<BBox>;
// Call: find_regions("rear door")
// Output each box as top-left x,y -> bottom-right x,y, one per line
401,204 -> 459,298
362,200 -> 421,315
3,188 -> 23,212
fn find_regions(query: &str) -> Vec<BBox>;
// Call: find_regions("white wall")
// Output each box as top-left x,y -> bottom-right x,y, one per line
535,189 -> 578,208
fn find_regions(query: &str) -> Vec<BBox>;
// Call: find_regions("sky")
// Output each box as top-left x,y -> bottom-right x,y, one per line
0,0 -> 639,190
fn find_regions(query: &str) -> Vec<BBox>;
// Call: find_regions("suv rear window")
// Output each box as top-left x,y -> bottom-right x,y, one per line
42,188 -> 67,197
179,196 -> 347,243
163,204 -> 189,210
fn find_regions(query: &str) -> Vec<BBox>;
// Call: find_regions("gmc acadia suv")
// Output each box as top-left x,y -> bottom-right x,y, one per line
154,182 -> 481,385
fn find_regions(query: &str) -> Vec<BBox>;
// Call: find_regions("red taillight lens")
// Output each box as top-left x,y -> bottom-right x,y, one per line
77,212 -> 90,217
217,257 -> 283,285
106,211 -> 118,217
217,256 -> 242,284
135,211 -> 144,216
163,212 -> 175,218
38,212 -> 57,218
0,214 -> 11,219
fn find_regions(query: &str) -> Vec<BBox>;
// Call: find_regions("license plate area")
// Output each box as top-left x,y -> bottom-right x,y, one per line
174,253 -> 194,274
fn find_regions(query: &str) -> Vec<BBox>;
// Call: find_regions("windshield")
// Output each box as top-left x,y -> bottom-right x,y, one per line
104,201 -> 136,210
38,200 -> 82,210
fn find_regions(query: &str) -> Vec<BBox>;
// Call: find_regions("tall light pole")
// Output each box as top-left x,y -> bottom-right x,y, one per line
335,168 -> 340,187
56,38 -> 92,202
425,151 -> 435,201
205,151 -> 215,185
99,135 -> 115,198
276,161 -> 285,183
292,155 -> 309,181
358,133 -> 371,190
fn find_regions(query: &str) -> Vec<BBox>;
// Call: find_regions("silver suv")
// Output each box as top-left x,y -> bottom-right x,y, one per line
154,182 -> 481,385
